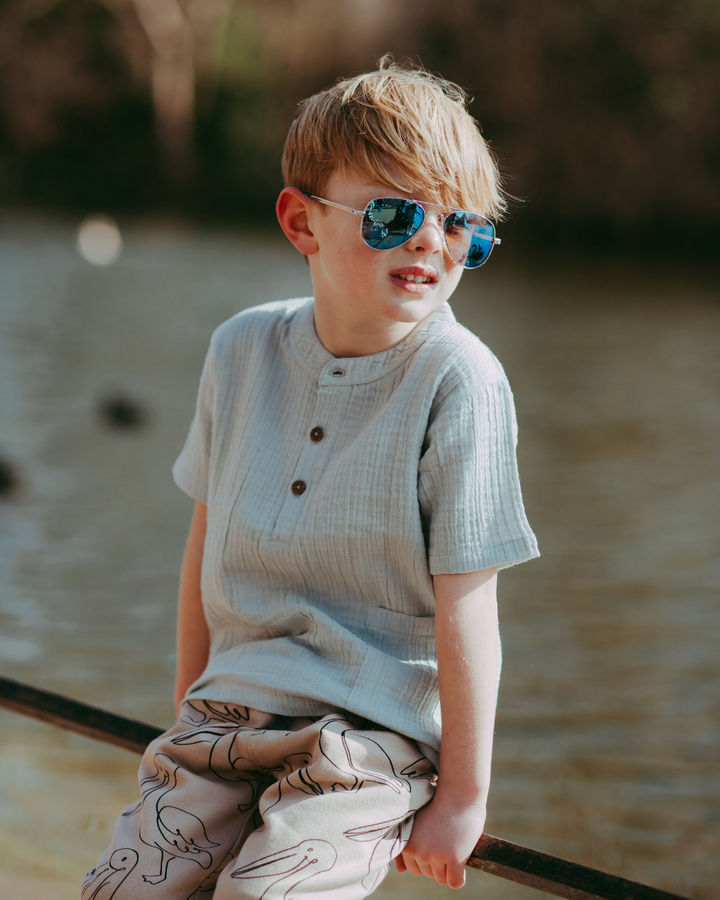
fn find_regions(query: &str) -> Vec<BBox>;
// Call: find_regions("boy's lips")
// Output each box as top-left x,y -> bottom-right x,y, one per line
389,266 -> 439,291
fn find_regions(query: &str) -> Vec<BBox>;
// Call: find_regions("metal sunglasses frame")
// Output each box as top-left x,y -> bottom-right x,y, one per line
305,193 -> 501,269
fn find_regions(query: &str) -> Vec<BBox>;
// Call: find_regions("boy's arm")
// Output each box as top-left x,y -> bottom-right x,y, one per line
174,501 -> 210,716
396,566 -> 500,889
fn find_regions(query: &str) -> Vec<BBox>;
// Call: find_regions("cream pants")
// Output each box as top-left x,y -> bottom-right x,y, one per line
82,700 -> 436,899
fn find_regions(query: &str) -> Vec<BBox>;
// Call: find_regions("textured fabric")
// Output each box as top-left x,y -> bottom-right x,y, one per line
82,700 -> 436,899
172,298 -> 538,757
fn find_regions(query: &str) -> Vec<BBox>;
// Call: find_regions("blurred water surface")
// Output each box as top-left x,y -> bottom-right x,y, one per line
0,215 -> 718,900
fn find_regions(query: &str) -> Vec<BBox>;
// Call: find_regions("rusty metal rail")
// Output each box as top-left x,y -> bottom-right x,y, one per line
0,673 -> 689,900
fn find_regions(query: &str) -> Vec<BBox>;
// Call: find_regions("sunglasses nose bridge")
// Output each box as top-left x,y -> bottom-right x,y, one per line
409,208 -> 448,250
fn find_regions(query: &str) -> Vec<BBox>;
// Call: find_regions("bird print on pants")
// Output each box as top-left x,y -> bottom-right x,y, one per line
121,752 -> 220,884
344,813 -> 415,892
180,699 -> 252,729
87,708 -> 436,899
229,839 -> 337,898
171,727 -> 273,811
81,848 -> 139,899
316,718 -> 414,793
259,716 -> 414,819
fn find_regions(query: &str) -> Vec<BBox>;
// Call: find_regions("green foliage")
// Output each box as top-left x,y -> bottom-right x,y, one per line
191,83 -> 284,222
0,0 -> 718,253
0,0 -> 157,211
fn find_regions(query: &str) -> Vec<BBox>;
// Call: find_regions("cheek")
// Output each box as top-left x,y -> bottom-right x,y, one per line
330,237 -> 380,278
443,257 -> 464,288
449,266 -> 464,290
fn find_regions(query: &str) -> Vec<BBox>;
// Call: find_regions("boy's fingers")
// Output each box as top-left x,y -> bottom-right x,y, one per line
433,863 -> 448,885
418,860 -> 435,880
446,862 -> 467,889
399,854 -> 423,877
409,856 -> 435,880
396,851 -> 464,888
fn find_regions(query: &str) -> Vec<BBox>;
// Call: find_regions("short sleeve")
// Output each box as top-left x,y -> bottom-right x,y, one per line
172,339 -> 217,504
418,377 -> 539,574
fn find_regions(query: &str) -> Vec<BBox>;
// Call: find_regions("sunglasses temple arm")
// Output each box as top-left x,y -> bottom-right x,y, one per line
306,195 -> 365,217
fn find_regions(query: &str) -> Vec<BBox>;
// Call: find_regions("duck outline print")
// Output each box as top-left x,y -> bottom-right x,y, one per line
229,838 -> 337,898
180,700 -> 252,729
400,756 -> 437,783
171,727 -> 274,811
344,813 -> 415,892
318,717 -> 413,793
81,848 -> 139,899
279,752 -> 324,795
260,718 -> 414,817
251,749 -> 326,817
121,752 -> 220,884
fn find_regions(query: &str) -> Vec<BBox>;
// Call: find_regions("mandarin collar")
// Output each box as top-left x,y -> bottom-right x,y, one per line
288,298 -> 456,386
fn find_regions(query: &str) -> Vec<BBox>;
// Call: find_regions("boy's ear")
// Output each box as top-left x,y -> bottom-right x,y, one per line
276,188 -> 319,256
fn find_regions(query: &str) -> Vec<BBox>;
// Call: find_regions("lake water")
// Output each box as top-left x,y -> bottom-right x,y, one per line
0,214 -> 718,899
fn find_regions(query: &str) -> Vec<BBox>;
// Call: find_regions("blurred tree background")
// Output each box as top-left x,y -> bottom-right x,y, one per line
1,0 -> 719,255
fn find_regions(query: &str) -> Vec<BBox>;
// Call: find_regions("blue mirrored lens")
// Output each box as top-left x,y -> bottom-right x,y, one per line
444,212 -> 494,269
362,199 -> 425,250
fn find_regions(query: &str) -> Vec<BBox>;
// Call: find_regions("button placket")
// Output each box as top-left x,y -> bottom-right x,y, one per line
267,387 -> 338,543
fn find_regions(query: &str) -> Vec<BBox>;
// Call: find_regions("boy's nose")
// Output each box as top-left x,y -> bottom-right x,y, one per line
410,214 -> 445,254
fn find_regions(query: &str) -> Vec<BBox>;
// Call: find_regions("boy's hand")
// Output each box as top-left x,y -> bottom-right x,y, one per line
395,792 -> 486,889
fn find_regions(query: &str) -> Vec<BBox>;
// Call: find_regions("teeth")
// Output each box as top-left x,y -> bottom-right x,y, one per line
397,273 -> 431,283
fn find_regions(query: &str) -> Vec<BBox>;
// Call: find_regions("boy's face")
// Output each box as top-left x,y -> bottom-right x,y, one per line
306,168 -> 465,331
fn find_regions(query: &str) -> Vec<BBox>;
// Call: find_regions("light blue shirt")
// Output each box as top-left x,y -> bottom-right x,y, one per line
173,298 -> 539,759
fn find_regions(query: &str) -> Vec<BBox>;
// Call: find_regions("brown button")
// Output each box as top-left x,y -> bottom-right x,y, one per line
310,426 -> 324,443
291,480 -> 306,496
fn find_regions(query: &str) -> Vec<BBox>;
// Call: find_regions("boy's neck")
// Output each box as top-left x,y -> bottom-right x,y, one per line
312,298 -> 426,358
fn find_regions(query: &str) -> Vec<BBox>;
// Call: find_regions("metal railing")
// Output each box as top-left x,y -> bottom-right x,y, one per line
0,674 -> 689,900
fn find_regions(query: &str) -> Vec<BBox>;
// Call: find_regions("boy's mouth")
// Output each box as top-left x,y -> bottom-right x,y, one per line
390,266 -> 439,286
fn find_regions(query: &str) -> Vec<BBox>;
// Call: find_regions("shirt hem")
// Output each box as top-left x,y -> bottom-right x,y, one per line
429,537 -> 540,575
172,465 -> 208,505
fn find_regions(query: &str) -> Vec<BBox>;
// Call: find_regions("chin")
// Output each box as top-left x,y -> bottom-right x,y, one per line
384,297 -> 445,323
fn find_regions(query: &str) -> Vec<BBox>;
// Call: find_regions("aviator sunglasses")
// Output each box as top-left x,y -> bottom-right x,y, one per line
305,194 -> 501,269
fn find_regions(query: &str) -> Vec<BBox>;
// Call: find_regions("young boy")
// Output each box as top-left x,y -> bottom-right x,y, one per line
82,62 -> 538,899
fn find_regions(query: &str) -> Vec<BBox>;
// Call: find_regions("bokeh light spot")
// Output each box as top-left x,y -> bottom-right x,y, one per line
77,215 -> 123,266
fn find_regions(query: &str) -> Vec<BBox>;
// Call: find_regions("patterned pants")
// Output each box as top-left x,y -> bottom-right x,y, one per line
81,700 -> 436,899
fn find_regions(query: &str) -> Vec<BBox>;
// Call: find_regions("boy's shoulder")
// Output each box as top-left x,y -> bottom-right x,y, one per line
429,310 -> 509,395
211,297 -> 311,351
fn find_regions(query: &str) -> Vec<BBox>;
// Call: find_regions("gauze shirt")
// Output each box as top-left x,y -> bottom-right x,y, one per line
172,298 -> 539,759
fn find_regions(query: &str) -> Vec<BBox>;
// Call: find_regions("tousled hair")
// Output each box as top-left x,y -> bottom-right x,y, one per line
281,57 -> 506,219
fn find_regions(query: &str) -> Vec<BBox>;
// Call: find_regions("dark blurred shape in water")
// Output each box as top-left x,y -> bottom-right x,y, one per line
98,395 -> 147,430
0,457 -> 20,499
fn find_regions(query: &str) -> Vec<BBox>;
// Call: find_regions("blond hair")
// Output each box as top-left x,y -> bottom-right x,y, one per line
281,58 -> 505,219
